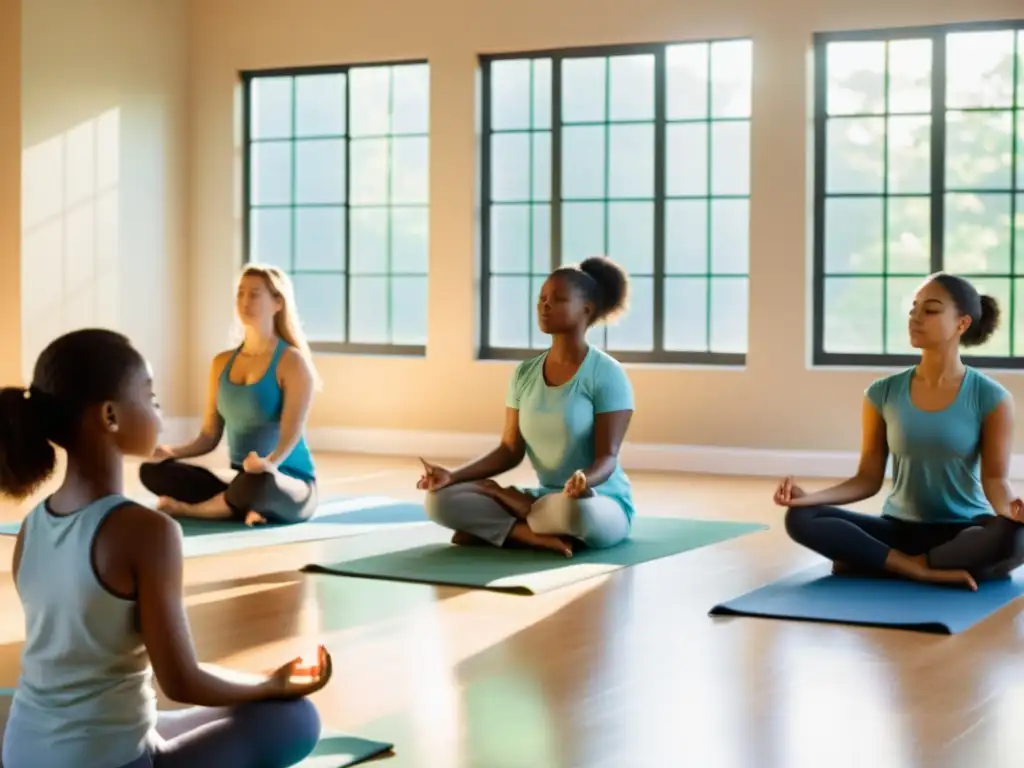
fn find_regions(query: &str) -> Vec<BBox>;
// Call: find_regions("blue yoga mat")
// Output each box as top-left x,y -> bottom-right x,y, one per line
0,689 -> 391,767
0,497 -> 429,558
709,563 -> 1024,634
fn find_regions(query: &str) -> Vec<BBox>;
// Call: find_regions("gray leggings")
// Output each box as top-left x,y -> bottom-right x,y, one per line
119,699 -> 320,767
425,483 -> 631,549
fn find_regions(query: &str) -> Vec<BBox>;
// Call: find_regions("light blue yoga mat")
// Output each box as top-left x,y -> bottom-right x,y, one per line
0,689 -> 392,767
0,497 -> 429,558
709,563 -> 1024,634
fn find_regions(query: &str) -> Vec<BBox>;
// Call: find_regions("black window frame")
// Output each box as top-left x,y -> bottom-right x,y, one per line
477,40 -> 753,365
241,59 -> 430,357
812,20 -> 1024,368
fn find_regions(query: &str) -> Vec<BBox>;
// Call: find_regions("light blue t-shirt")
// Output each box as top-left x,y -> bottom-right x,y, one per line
867,366 -> 1010,524
506,347 -> 636,518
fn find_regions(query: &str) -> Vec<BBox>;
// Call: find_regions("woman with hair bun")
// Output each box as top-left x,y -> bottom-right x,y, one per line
777,272 -> 1024,589
417,256 -> 636,557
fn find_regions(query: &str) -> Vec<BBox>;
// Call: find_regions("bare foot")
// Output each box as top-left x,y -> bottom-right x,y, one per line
912,566 -> 978,591
244,511 -> 267,527
507,523 -> 573,557
156,496 -> 189,517
451,531 -> 487,547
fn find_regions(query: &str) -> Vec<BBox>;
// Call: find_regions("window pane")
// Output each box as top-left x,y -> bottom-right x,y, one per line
710,121 -> 749,195
944,193 -> 1012,274
562,58 -> 606,123
561,202 -> 605,264
295,207 -> 344,271
250,208 -> 291,270
491,59 -> 532,130
606,276 -> 652,350
529,274 -> 549,348
887,197 -> 931,274
349,138 -> 389,205
489,204 -> 529,273
532,59 -> 553,130
824,277 -> 883,353
608,124 -> 654,199
1014,279 -> 1024,356
826,41 -> 885,116
824,197 -> 883,274
664,277 -> 707,351
532,204 -> 551,274
349,67 -> 390,136
609,55 -> 655,121
710,277 -> 747,353
966,277 -> 1011,356
295,139 -> 346,204
666,43 -> 708,120
349,276 -> 389,343
349,208 -> 387,274
391,276 -> 428,345
665,199 -> 707,274
391,207 -> 428,274
561,125 -> 605,199
826,117 -> 885,193
666,123 -> 708,197
885,276 -> 926,355
295,74 -> 346,137
887,116 -> 930,194
887,39 -> 932,114
489,276 -> 530,348
710,40 -> 752,118
293,272 -> 344,342
491,133 -> 531,202
1017,194 -> 1024,269
710,199 -> 748,274
946,31 -> 1016,109
392,64 -> 429,135
607,202 -> 654,276
945,110 -> 1013,191
250,142 -> 291,205
391,136 -> 429,205
251,77 -> 292,140
530,132 -> 552,201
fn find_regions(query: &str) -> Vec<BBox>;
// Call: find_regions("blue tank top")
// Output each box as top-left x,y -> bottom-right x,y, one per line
217,339 -> 316,482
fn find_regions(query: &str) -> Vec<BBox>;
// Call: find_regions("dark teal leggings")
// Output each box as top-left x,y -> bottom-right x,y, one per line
119,699 -> 320,767
785,505 -> 1024,581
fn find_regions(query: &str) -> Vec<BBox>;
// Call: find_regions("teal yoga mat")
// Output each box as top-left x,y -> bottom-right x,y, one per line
709,563 -> 1024,634
0,497 -> 429,558
303,516 -> 767,594
0,689 -> 392,767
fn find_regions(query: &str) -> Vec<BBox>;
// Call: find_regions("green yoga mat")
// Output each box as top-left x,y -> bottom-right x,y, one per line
0,689 -> 391,767
303,516 -> 766,594
0,496 -> 429,558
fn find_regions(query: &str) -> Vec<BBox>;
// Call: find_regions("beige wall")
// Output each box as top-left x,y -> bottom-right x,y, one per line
188,0 -> 1023,453
0,0 -> 20,386
20,0 -> 190,415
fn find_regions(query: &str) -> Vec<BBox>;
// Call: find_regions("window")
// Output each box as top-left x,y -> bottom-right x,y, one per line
242,62 -> 430,354
814,23 -> 1024,366
479,41 -> 752,363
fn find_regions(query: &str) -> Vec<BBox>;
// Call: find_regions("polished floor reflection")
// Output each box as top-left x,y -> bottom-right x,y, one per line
1,452 -> 1022,767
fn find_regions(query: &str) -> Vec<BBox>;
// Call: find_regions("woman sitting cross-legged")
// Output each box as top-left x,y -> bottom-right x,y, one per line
777,272 -> 1024,591
139,265 -> 319,526
418,256 -> 636,558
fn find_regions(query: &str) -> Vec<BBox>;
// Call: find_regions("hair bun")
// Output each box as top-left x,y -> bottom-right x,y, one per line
578,256 -> 630,322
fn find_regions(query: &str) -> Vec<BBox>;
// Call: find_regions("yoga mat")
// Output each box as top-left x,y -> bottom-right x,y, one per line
0,689 -> 391,768
709,563 -> 1024,634
303,516 -> 766,594
0,496 -> 429,558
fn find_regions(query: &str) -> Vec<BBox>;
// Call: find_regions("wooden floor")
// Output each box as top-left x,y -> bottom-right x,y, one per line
1,453 -> 1023,767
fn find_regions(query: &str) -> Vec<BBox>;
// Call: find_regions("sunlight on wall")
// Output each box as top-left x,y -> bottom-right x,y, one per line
20,108 -> 121,380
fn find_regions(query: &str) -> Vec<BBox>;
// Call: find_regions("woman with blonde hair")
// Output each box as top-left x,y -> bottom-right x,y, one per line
139,265 -> 320,525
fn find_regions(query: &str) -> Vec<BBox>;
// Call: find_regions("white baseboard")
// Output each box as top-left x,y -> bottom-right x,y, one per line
164,419 -> 1024,480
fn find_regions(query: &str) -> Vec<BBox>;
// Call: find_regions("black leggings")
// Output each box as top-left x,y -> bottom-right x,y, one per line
139,460 -> 317,524
785,505 -> 1024,581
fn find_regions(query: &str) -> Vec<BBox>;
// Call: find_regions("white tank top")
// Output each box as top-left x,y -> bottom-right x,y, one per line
2,494 -> 158,768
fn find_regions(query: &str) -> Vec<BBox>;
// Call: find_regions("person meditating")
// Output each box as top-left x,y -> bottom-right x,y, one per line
139,265 -> 318,526
777,272 -> 1024,590
418,255 -> 636,558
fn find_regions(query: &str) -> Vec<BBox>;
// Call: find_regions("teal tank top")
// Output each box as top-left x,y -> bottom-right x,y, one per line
3,494 -> 158,768
217,339 -> 316,482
